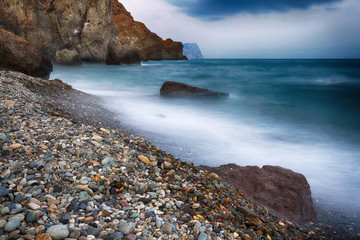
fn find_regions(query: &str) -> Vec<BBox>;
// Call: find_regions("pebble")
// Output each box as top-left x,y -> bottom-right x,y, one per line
0,219 -> 7,229
138,155 -> 150,164
36,233 -> 52,240
4,218 -> 21,232
0,186 -> 9,197
161,223 -> 173,235
118,222 -> 135,235
109,231 -> 124,239
198,232 -> 208,240
46,224 -> 69,239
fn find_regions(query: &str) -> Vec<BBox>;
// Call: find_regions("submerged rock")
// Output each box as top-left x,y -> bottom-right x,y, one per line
199,164 -> 316,223
160,81 -> 229,97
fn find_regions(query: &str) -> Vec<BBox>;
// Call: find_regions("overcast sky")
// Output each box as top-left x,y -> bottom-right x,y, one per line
121,0 -> 360,58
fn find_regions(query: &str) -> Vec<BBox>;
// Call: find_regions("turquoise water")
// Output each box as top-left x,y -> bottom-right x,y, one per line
52,59 -> 360,209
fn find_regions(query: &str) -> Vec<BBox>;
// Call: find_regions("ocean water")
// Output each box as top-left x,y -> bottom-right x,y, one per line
51,59 -> 360,210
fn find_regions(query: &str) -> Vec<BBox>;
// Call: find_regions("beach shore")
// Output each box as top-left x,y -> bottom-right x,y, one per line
0,70 -> 355,239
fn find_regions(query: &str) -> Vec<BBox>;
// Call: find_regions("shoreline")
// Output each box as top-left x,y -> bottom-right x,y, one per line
0,70 -> 358,239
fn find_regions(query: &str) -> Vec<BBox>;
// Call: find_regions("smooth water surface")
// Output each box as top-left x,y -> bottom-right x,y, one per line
52,59 -> 360,209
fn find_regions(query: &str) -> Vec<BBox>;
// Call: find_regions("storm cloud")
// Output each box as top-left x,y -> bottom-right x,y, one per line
167,0 -> 343,19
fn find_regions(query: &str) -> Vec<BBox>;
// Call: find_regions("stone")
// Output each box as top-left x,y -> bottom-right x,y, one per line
54,49 -> 82,66
138,155 -> 150,164
161,223 -> 173,235
46,224 -> 69,240
28,203 -> 41,210
4,100 -> 15,108
25,212 -> 37,223
69,230 -> 81,239
0,187 -> 9,197
118,222 -> 135,235
109,231 -> 124,239
160,81 -> 229,97
199,164 -> 316,223
79,191 -> 91,200
4,218 -> 20,232
0,29 -> 52,78
105,38 -> 141,65
36,233 -> 52,240
124,234 -> 136,240
198,232 -> 208,240
0,219 -> 7,229
9,143 -> 22,151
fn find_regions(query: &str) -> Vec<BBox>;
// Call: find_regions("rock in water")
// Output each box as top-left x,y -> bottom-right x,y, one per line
0,29 -> 52,79
105,38 -> 141,65
199,164 -> 316,223
55,49 -> 82,66
160,81 -> 229,97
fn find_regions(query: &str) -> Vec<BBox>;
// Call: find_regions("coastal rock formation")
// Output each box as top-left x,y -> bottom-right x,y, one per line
183,43 -> 204,59
106,38 -> 141,65
199,164 -> 316,223
0,29 -> 52,78
55,49 -> 82,66
112,0 -> 186,61
160,81 -> 229,97
0,0 -> 140,65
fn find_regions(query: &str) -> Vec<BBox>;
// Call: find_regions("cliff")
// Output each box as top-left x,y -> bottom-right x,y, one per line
183,43 -> 204,59
112,0 -> 186,61
0,0 -> 185,65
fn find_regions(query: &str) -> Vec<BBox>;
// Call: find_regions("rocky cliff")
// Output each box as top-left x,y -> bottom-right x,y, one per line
0,0 -> 184,65
0,0 -> 120,62
112,0 -> 186,61
183,43 -> 204,59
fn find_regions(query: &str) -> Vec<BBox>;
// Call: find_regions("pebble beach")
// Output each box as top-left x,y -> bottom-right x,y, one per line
0,70 -> 330,240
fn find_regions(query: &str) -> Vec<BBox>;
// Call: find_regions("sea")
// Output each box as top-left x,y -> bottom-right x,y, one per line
51,59 -> 360,211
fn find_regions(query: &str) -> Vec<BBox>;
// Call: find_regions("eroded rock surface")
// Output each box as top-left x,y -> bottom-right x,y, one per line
0,29 -> 52,78
112,0 -> 186,61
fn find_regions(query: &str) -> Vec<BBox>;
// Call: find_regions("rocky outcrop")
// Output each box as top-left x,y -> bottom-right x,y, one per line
0,29 -> 52,78
112,0 -> 186,61
183,43 -> 204,59
160,81 -> 229,97
199,164 -> 316,223
106,38 -> 140,65
0,0 -> 140,65
55,49 -> 82,66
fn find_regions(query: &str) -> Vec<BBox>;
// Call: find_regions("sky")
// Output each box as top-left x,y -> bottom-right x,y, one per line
120,0 -> 360,58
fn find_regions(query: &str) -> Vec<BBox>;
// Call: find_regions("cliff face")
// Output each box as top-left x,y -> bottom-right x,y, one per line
112,0 -> 186,61
0,0 -> 119,62
183,43 -> 204,59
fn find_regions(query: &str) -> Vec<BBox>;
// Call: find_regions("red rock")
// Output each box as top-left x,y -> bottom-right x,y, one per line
199,164 -> 316,223
112,0 -> 186,61
36,233 -> 52,240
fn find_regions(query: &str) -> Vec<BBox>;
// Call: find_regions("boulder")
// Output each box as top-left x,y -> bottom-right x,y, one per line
199,164 -> 316,223
0,29 -> 52,79
160,81 -> 229,97
55,49 -> 82,66
105,38 -> 141,65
